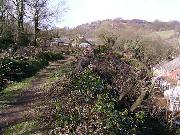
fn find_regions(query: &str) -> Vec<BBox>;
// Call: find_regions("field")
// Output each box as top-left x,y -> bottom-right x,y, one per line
155,30 -> 175,39
147,30 -> 175,39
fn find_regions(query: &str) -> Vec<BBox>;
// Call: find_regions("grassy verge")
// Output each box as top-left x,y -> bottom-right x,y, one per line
0,77 -> 33,108
4,121 -> 38,135
3,59 -> 75,135
40,61 -> 74,89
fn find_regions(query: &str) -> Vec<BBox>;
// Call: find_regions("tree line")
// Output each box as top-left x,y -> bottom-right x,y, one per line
0,0 -> 64,49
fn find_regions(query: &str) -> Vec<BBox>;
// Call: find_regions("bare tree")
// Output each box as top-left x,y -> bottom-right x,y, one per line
16,0 -> 24,34
1,0 -> 25,42
26,0 -> 66,46
0,0 -> 5,35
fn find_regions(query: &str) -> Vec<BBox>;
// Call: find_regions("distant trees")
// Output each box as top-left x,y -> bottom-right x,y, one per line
26,0 -> 66,46
0,0 -> 5,34
0,0 -> 66,49
0,0 -> 15,50
13,0 -> 25,37
26,0 -> 48,46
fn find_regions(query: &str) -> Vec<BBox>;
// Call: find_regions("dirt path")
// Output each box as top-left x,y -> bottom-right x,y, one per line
0,56 -> 74,134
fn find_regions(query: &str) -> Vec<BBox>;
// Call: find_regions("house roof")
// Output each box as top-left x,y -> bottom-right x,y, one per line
79,42 -> 91,48
154,56 -> 180,72
52,38 -> 71,44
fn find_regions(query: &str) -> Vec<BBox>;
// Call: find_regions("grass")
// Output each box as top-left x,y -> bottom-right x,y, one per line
2,78 -> 33,94
40,61 -> 74,89
147,30 -> 175,39
155,30 -> 175,39
3,59 -> 75,135
0,77 -> 33,108
4,121 -> 38,135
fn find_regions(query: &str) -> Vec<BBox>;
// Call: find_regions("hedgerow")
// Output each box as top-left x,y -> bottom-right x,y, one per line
37,43 -> 177,135
0,51 -> 64,90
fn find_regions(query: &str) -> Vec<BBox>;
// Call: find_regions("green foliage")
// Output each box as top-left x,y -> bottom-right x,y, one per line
4,122 -> 36,135
0,51 -> 64,89
45,45 -> 173,134
175,129 -> 180,135
36,51 -> 64,61
94,45 -> 110,55
0,57 -> 48,82
17,33 -> 32,47
0,27 -> 14,50
71,68 -> 105,93
124,39 -> 145,61
138,115 -> 170,135
49,60 -> 148,134
92,94 -> 145,134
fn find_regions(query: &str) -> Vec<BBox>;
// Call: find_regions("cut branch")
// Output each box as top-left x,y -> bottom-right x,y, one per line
130,90 -> 148,112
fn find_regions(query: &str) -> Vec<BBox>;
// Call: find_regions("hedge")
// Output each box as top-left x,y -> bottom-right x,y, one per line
0,52 -> 64,90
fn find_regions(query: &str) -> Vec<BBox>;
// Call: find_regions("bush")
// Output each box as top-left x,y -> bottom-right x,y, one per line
0,51 -> 64,89
0,58 -> 49,89
0,29 -> 14,50
42,46 -> 172,134
0,57 -> 48,82
45,67 -> 147,134
17,33 -> 32,47
36,52 -> 64,61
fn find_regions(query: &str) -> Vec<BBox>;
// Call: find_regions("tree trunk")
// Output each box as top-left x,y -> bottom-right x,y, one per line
19,0 -> 24,32
130,84 -> 155,112
0,0 -> 5,35
17,0 -> 24,42
118,84 -> 134,101
130,90 -> 148,112
34,10 -> 39,46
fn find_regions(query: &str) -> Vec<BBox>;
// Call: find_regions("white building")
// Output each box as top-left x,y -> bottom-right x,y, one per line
164,86 -> 180,112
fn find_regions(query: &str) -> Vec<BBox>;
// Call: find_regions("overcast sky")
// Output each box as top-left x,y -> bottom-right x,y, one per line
57,0 -> 180,28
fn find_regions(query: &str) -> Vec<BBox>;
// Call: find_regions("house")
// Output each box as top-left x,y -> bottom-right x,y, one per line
164,86 -> 180,112
153,56 -> 180,90
79,42 -> 91,48
50,37 -> 71,46
86,38 -> 96,45
71,35 -> 95,48
153,57 -> 180,125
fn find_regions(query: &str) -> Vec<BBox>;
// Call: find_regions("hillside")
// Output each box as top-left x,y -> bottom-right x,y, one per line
70,19 -> 180,39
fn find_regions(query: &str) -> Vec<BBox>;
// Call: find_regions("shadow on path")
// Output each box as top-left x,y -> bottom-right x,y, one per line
0,56 -> 74,134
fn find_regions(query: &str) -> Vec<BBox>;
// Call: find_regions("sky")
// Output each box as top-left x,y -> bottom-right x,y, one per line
57,0 -> 180,28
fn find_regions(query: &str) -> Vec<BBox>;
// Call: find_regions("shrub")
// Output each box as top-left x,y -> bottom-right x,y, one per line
0,58 -> 43,88
17,33 -> 32,47
45,67 -> 147,134
43,45 -> 172,134
0,57 -> 48,82
36,52 -> 64,61
0,29 -> 14,50
0,51 -> 64,89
